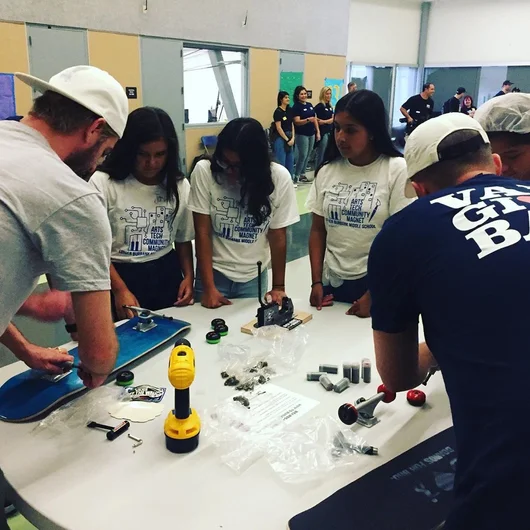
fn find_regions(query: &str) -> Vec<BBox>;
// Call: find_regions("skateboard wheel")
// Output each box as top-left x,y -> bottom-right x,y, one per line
211,318 -> 225,329
407,389 -> 426,407
214,323 -> 229,336
206,331 -> 221,344
116,370 -> 134,387
174,338 -> 191,348
377,384 -> 396,403
338,403 -> 358,425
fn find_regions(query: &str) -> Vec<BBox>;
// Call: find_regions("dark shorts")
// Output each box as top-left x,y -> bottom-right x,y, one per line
112,249 -> 183,313
323,276 -> 368,304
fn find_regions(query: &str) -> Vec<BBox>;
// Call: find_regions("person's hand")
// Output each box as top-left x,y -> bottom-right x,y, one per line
309,116 -> 317,124
265,288 -> 287,306
201,288 -> 232,309
174,276 -> 194,307
19,344 -> 73,374
316,133 -> 321,142
77,364 -> 108,389
287,138 -> 295,147
17,290 -> 71,322
309,284 -> 333,310
407,117 -> 414,124
346,291 -> 371,318
113,288 -> 140,320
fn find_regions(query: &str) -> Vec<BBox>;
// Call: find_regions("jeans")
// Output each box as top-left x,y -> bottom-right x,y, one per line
315,132 -> 331,170
195,268 -> 268,299
323,276 -> 368,304
294,134 -> 315,179
273,136 -> 294,176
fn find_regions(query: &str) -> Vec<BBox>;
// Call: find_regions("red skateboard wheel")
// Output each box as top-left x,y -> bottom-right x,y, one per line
377,384 -> 396,403
338,403 -> 358,425
407,389 -> 426,407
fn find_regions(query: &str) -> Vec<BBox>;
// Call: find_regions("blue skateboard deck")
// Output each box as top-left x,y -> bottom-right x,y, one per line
288,427 -> 456,530
0,315 -> 190,423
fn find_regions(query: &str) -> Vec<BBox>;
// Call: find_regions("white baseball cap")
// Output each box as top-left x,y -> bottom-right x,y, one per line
16,65 -> 129,137
405,113 -> 490,179
475,93 -> 530,135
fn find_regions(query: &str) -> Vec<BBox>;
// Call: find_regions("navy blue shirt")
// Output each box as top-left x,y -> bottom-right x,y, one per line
368,174 -> 530,530
292,101 -> 316,137
314,102 -> 334,135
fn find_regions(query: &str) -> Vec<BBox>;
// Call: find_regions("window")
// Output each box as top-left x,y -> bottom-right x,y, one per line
183,47 -> 247,125
348,64 -> 394,117
392,67 -> 418,127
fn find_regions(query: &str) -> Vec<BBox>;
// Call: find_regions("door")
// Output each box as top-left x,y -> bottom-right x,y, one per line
27,24 -> 88,87
141,36 -> 186,169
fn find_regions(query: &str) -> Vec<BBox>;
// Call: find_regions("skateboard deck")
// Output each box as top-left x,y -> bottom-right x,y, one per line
288,427 -> 456,530
0,315 -> 190,423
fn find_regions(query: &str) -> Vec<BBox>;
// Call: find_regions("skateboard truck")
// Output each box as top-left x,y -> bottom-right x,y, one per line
338,384 -> 396,428
254,261 -> 298,329
123,306 -> 174,333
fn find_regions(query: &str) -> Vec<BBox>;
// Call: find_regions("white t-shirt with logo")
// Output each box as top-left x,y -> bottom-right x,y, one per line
188,160 -> 300,282
89,172 -> 194,263
306,155 -> 414,284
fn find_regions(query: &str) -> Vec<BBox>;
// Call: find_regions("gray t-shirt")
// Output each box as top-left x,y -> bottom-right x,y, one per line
0,121 -> 112,335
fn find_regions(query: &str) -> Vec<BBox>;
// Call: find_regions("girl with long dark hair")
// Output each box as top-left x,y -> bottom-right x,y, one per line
90,107 -> 194,319
272,91 -> 295,176
292,85 -> 320,184
307,90 -> 414,317
188,118 -> 299,309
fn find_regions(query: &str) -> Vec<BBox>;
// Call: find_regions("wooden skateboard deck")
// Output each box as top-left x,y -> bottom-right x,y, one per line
0,315 -> 190,423
288,427 -> 455,530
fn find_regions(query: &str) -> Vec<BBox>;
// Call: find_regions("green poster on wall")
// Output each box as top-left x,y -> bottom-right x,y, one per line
280,71 -> 304,100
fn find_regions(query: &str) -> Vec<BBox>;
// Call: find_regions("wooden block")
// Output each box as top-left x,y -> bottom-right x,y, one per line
240,311 -> 312,335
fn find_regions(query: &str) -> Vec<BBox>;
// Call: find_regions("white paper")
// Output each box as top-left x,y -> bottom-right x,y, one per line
234,384 -> 318,434
108,402 -> 164,423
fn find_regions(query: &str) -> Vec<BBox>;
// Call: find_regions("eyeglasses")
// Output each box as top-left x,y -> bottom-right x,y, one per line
216,157 -> 241,172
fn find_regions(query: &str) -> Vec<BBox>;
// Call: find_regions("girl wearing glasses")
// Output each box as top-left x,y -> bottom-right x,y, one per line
189,118 -> 300,309
90,107 -> 195,320
307,90 -> 413,317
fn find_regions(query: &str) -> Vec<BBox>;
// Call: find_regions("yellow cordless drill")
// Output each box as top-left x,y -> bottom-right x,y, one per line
164,338 -> 200,453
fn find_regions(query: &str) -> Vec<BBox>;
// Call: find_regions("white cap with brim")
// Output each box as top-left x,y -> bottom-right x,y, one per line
405,113 -> 490,180
475,93 -> 530,135
16,65 -> 129,137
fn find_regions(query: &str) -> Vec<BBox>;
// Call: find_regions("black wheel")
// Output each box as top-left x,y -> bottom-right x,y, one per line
338,403 -> 358,425
211,318 -> 225,329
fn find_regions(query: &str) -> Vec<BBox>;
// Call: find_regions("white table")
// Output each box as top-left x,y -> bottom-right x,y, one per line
0,257 -> 452,530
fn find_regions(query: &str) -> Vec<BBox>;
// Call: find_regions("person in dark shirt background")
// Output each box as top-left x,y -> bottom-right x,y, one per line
442,86 -> 466,114
272,91 -> 295,176
460,95 -> 476,117
400,83 -> 435,135
494,80 -> 514,97
314,86 -> 334,169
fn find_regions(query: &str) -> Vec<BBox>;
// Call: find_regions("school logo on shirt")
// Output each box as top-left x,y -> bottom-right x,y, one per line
213,196 -> 269,243
326,181 -> 381,229
119,200 -> 174,256
430,184 -> 530,259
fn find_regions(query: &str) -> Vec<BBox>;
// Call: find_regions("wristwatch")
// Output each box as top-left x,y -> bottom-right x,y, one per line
65,323 -> 77,333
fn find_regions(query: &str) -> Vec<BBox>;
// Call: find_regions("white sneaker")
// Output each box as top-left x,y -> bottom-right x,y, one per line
293,183 -> 298,188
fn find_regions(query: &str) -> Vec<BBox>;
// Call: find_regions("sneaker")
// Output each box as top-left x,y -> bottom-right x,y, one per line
299,176 -> 310,183
293,183 -> 298,188
4,501 -> 16,517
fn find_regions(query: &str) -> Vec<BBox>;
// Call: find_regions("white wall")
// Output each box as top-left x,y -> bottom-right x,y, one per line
348,0 -> 421,65
0,0 -> 350,56
427,0 -> 530,66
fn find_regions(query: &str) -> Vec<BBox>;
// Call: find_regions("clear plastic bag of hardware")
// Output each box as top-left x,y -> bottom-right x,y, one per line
218,325 -> 308,389
31,386 -> 124,437
203,397 -> 371,482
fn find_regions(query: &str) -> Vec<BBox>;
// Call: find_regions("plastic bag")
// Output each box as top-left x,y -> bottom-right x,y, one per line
31,386 -> 124,436
218,325 -> 308,390
202,394 -> 370,482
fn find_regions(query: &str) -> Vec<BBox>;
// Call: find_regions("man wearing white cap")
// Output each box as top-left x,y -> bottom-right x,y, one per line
0,65 -> 129,386
368,113 -> 530,529
0,65 -> 128,528
475,92 -> 530,181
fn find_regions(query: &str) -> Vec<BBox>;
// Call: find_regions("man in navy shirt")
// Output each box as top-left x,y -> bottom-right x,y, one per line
368,113 -> 530,530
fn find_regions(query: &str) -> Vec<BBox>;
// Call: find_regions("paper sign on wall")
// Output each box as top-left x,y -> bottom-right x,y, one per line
0,73 -> 16,120
280,71 -> 304,100
325,77 -> 345,107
